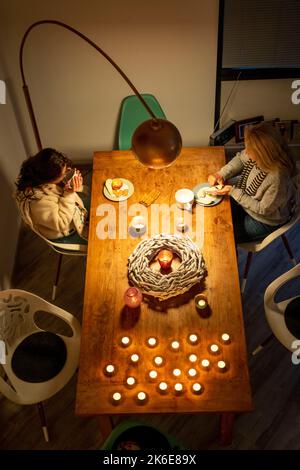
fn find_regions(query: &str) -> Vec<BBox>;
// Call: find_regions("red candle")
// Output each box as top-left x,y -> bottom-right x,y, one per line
157,250 -> 173,270
124,287 -> 143,308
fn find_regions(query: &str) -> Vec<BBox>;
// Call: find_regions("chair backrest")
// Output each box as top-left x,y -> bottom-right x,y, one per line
118,94 -> 166,150
239,209 -> 300,253
264,263 -> 300,352
0,289 -> 81,404
30,224 -> 87,255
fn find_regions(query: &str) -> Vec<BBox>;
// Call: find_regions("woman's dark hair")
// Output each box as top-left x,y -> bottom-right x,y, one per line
16,148 -> 73,191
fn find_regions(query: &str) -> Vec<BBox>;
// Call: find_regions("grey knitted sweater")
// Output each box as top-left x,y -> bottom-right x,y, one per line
219,150 -> 298,226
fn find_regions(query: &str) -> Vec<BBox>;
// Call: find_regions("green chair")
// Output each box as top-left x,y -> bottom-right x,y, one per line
101,419 -> 183,450
118,94 -> 166,150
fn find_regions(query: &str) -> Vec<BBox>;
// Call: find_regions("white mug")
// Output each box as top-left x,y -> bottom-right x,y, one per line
175,189 -> 194,211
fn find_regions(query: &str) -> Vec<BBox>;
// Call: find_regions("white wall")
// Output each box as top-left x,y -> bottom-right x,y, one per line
0,0 -> 219,286
0,0 -> 219,161
220,79 -> 300,126
0,62 -> 25,289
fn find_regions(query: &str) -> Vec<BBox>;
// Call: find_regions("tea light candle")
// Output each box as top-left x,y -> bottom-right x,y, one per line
192,382 -> 203,395
131,216 -> 146,233
174,383 -> 184,394
126,376 -> 136,388
124,287 -> 143,308
189,354 -> 198,363
176,217 -> 187,233
209,344 -> 220,355
148,370 -> 158,382
188,368 -> 197,378
112,392 -> 122,404
147,337 -> 158,348
194,294 -> 209,314
157,250 -> 173,270
153,356 -> 164,367
173,368 -> 181,377
136,391 -> 148,404
171,340 -> 180,351
188,333 -> 199,345
221,333 -> 231,344
201,359 -> 210,370
158,381 -> 168,394
120,336 -> 131,347
217,360 -> 227,372
130,353 -> 140,364
104,364 -> 116,377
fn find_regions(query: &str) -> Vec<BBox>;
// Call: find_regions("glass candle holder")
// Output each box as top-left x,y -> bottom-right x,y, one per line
131,216 -> 146,234
124,287 -> 143,308
157,249 -> 174,271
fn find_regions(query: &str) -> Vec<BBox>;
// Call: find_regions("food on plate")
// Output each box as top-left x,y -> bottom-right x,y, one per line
111,178 -> 123,190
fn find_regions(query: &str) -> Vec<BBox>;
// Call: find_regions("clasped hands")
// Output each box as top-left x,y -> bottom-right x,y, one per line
207,173 -> 232,196
64,169 -> 83,193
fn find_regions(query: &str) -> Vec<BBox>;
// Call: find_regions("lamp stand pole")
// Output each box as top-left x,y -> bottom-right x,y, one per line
19,19 -> 157,151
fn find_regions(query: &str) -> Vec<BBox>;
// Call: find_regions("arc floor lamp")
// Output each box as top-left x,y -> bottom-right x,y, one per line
19,20 -> 182,169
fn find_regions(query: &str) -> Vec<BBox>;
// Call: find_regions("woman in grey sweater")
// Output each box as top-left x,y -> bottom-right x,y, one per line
208,123 -> 298,243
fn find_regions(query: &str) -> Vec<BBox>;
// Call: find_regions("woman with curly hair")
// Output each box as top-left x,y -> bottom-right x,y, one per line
15,148 -> 89,244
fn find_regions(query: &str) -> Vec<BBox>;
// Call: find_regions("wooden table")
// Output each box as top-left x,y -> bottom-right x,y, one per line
75,147 -> 252,446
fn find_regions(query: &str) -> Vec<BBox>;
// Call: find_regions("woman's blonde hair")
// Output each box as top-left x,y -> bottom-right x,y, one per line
245,122 -> 295,174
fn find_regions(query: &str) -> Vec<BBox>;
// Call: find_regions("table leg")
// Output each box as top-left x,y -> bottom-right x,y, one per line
219,412 -> 235,446
98,415 -> 113,442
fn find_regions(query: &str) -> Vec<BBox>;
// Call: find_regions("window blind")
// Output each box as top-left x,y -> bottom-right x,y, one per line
222,0 -> 300,68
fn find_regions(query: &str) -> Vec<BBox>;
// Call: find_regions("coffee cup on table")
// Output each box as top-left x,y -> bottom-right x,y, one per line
175,189 -> 194,211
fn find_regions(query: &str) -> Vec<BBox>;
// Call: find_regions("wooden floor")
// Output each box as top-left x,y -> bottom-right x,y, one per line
1,166 -> 300,450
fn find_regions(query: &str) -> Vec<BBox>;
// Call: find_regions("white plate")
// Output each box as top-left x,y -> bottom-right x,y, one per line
103,178 -> 134,202
193,183 -> 223,207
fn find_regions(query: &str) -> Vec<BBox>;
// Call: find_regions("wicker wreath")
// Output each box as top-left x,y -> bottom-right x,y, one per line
127,234 -> 206,301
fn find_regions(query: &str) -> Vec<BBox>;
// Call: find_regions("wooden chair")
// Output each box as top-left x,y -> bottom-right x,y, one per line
0,289 -> 81,441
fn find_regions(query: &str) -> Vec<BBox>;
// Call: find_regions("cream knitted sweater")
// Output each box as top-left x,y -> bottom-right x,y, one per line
219,151 -> 298,226
15,184 -> 88,240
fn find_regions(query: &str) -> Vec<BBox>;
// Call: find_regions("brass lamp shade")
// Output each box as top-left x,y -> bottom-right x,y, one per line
132,119 -> 182,169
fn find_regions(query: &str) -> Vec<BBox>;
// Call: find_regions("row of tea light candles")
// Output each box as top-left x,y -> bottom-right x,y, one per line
118,332 -> 230,349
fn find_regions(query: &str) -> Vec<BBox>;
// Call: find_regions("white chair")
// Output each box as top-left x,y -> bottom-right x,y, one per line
264,263 -> 300,351
238,210 -> 300,294
0,289 -> 81,441
30,227 -> 87,301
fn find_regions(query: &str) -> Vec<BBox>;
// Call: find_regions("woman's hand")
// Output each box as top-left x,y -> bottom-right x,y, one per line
64,170 -> 83,193
214,185 -> 232,196
208,173 -> 224,186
